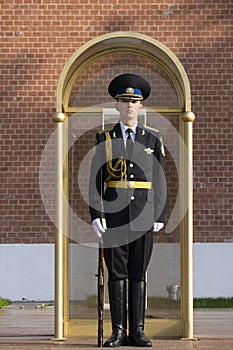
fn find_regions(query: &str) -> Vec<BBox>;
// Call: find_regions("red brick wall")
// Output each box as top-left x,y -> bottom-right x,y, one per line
1,0 -> 232,243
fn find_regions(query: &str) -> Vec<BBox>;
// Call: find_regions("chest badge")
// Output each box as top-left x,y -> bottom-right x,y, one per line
144,147 -> 154,155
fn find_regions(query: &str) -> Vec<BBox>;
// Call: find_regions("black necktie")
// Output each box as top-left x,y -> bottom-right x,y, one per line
126,128 -> 134,157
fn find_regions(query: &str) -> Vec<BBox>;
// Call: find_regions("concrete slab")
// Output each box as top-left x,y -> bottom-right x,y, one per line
194,309 -> 233,339
0,338 -> 233,350
0,303 -> 233,349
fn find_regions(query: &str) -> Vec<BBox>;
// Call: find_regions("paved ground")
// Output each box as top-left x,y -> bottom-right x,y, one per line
0,304 -> 233,349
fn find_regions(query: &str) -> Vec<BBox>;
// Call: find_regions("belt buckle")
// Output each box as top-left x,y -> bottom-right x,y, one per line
128,181 -> 135,189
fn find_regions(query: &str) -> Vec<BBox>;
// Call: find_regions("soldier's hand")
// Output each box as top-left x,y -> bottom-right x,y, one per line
92,218 -> 107,238
153,222 -> 164,233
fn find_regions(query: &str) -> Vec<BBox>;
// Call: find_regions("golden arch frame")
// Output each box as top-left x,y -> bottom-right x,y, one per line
53,32 -> 195,341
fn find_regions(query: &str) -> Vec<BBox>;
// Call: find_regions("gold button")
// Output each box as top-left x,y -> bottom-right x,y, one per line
130,174 -> 134,178
129,163 -> 134,168
131,196 -> 135,200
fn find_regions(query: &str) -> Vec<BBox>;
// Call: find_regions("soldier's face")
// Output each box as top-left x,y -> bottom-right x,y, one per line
116,99 -> 142,126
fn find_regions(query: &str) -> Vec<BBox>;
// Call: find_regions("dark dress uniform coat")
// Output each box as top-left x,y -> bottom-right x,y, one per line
89,121 -> 166,280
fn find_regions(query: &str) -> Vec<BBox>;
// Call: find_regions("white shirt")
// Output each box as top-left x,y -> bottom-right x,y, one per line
119,121 -> 137,147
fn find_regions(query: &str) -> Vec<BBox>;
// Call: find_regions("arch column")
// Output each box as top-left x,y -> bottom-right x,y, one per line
181,112 -> 196,339
52,112 -> 67,341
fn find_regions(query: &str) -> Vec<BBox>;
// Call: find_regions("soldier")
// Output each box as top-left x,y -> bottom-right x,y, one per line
89,74 -> 166,347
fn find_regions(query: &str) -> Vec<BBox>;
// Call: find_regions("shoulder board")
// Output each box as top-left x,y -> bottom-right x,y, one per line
98,130 -> 106,138
143,125 -> 159,133
95,129 -> 114,144
100,129 -> 117,138
95,130 -> 105,145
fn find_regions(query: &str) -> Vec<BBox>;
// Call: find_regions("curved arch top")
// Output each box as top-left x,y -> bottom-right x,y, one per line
55,31 -> 191,113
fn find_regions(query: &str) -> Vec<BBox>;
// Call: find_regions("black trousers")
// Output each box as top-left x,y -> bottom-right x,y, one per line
103,229 -> 153,282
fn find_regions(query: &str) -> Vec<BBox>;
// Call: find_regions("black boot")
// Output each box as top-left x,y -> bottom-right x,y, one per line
128,281 -> 152,347
104,280 -> 127,347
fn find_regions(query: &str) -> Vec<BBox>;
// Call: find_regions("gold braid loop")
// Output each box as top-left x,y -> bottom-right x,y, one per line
105,132 -> 127,182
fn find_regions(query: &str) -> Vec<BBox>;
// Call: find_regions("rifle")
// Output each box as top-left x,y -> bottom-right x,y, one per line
97,166 -> 104,347
97,235 -> 104,347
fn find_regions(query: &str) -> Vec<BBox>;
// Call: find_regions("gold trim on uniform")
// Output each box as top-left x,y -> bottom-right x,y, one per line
108,180 -> 152,189
143,125 -> 159,133
105,131 -> 127,182
160,136 -> 165,156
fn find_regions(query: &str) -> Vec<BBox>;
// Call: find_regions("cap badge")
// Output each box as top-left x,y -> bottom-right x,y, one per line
126,87 -> 134,94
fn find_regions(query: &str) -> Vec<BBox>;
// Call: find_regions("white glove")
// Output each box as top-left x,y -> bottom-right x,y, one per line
153,222 -> 164,233
92,218 -> 107,238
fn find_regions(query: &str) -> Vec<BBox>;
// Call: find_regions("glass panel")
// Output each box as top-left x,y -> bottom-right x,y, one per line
67,111 -> 111,321
68,243 -> 111,321
147,112 -> 180,320
67,110 -> 181,322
